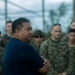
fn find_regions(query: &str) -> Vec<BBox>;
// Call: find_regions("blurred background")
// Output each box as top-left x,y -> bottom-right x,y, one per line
0,0 -> 74,35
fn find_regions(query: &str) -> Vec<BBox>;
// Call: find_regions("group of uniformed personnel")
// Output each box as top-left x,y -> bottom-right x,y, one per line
0,19 -> 75,75
31,20 -> 75,75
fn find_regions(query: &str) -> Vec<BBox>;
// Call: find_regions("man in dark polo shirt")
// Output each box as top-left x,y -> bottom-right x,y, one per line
3,17 -> 50,75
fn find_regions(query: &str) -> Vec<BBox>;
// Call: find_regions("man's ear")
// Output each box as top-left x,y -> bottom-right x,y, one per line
15,29 -> 20,36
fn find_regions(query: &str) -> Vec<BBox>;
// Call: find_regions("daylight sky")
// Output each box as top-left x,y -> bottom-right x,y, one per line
0,0 -> 73,33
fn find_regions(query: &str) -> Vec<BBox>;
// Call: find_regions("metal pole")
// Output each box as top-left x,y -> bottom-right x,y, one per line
5,0 -> 8,23
42,0 -> 45,31
73,0 -> 75,19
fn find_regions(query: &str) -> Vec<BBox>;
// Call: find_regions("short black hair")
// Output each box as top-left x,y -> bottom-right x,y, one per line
51,23 -> 61,29
12,17 -> 30,33
6,20 -> 13,25
68,29 -> 75,34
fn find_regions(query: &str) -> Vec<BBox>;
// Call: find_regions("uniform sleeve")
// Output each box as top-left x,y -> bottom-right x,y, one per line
40,43 -> 49,59
65,50 -> 73,75
0,47 -> 5,63
0,47 -> 5,73
60,42 -> 73,75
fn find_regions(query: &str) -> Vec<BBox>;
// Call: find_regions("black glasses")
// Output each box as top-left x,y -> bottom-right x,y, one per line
34,36 -> 43,38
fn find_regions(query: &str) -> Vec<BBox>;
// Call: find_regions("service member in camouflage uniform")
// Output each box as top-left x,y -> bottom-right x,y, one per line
40,23 -> 68,75
61,29 -> 75,75
1,21 -> 12,48
0,46 -> 5,75
62,19 -> 75,42
30,30 -> 44,54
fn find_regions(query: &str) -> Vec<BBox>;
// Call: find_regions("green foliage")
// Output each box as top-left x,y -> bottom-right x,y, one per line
49,2 -> 67,24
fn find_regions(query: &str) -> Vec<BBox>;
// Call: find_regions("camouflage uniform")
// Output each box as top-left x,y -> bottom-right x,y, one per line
0,34 -> 11,48
30,30 -> 44,54
61,42 -> 75,75
40,38 -> 68,75
0,46 -> 5,75
66,47 -> 75,75
68,47 -> 75,75
30,40 -> 40,54
62,35 -> 68,43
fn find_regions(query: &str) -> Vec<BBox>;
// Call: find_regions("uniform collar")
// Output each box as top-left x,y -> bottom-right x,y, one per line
50,38 -> 60,43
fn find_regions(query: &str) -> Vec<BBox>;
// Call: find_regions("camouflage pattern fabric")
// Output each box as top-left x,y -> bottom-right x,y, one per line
0,46 -> 5,75
40,38 -> 68,75
30,40 -> 40,54
62,35 -> 68,43
0,34 -> 11,48
61,42 -> 75,75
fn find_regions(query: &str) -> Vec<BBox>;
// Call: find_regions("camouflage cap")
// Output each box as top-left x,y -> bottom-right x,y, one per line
33,30 -> 44,37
